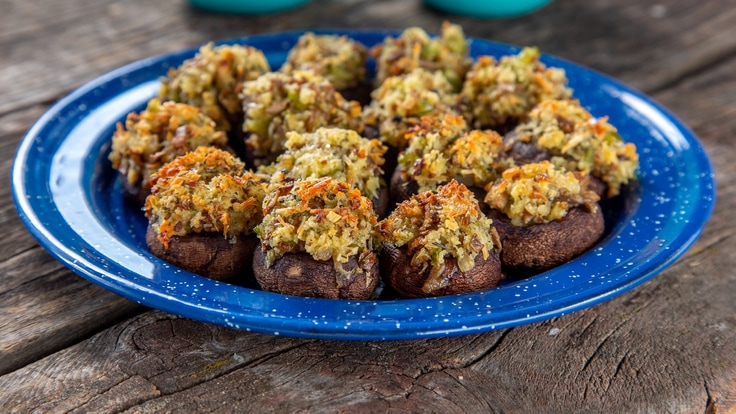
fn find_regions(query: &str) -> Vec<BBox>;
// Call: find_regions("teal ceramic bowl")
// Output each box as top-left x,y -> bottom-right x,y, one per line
424,0 -> 552,18
187,0 -> 309,15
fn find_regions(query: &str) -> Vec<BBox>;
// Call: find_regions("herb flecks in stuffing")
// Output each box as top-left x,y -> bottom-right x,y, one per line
109,98 -> 227,188
379,180 -> 497,276
159,43 -> 271,131
363,68 -> 459,149
241,71 -> 364,165
371,22 -> 471,91
144,147 -> 267,249
485,161 -> 599,227
461,47 -> 572,129
256,177 -> 378,284
511,99 -> 639,197
261,128 -> 386,200
398,114 -> 510,192
281,33 -> 368,91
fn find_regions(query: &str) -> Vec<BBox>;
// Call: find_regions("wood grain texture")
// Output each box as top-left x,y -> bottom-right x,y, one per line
1,0 -> 735,412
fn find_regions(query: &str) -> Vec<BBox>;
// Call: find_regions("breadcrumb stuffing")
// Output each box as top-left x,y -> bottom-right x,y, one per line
461,47 -> 572,129
241,71 -> 364,165
109,98 -> 227,188
363,68 -> 459,149
372,22 -> 472,91
398,115 -> 510,192
144,147 -> 267,249
510,99 -> 639,197
159,43 -> 271,131
485,161 -> 599,226
260,128 -> 386,200
281,33 -> 368,91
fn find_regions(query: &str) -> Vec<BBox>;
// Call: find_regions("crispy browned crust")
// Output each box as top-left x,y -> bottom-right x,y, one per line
380,242 -> 502,298
252,248 -> 380,300
146,224 -> 257,282
487,205 -> 604,275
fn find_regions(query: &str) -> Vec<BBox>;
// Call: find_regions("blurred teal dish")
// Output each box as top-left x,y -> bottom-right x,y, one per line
188,0 -> 310,15
424,0 -> 552,17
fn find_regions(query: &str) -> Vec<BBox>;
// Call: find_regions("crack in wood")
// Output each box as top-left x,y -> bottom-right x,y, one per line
579,317 -> 629,375
459,329 -> 512,369
704,379 -> 717,414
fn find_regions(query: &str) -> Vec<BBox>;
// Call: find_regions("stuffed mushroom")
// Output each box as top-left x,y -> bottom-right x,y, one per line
280,32 -> 371,105
108,99 -> 228,206
158,43 -> 271,141
253,177 -> 380,299
504,99 -> 639,198
484,161 -> 604,275
371,22 -> 472,92
239,71 -> 364,167
144,146 -> 268,281
391,114 -> 510,205
460,47 -> 572,132
259,127 -> 389,216
379,180 -> 502,298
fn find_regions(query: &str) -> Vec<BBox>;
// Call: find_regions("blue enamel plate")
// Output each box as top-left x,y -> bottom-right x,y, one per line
12,31 -> 715,340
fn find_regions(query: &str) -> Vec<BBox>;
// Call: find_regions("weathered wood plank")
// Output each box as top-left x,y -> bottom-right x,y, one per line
1,0 -> 735,412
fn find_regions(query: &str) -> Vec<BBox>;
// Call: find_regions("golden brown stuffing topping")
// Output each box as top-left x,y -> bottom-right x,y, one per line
371,22 -> 472,91
144,147 -> 267,248
461,47 -> 572,129
280,33 -> 368,91
398,115 -> 509,192
363,68 -> 459,149
485,161 -> 599,226
379,180 -> 497,275
159,43 -> 271,131
108,98 -> 227,188
510,99 -> 639,197
260,128 -> 386,200
240,71 -> 364,165
255,177 -> 378,282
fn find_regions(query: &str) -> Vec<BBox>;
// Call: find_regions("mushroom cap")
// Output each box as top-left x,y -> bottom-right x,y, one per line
381,242 -> 502,298
146,223 -> 258,282
253,248 -> 379,300
487,205 -> 604,275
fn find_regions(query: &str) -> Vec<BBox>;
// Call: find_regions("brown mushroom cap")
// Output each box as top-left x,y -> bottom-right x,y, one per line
487,205 -> 604,275
146,224 -> 258,282
389,164 -> 418,206
380,242 -> 502,298
252,248 -> 379,300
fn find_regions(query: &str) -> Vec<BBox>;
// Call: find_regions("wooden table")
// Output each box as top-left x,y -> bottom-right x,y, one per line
2,0 -> 735,412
